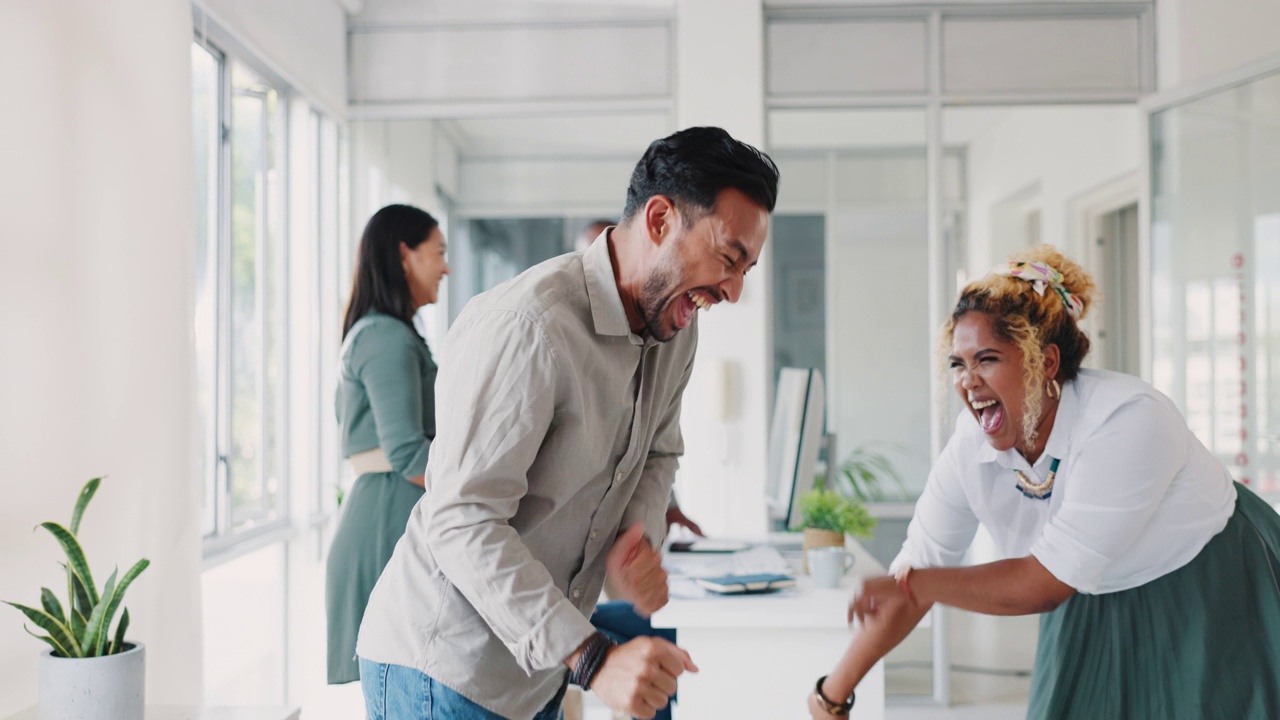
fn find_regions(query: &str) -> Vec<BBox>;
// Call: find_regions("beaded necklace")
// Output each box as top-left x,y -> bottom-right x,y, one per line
1014,457 -> 1059,500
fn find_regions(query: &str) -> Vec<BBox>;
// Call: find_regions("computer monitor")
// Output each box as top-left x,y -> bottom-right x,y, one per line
766,367 -> 825,531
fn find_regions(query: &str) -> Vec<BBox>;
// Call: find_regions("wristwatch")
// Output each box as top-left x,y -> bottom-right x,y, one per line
813,675 -> 855,716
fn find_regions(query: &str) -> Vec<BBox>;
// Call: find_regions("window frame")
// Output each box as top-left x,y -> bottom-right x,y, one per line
194,20 -> 295,562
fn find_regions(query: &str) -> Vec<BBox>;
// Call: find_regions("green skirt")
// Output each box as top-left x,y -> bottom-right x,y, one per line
325,472 -> 424,684
1030,482 -> 1280,719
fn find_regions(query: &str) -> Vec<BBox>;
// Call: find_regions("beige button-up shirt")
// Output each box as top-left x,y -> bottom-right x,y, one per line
357,233 -> 697,719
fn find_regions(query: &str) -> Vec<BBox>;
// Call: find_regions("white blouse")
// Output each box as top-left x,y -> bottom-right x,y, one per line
891,368 -> 1237,594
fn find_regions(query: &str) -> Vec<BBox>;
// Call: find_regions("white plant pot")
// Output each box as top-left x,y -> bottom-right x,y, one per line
38,642 -> 144,720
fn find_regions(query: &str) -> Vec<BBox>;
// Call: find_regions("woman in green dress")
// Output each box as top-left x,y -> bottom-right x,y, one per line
326,204 -> 448,684
809,245 -> 1280,719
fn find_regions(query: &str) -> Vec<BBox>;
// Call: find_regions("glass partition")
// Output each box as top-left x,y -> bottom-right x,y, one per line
1151,71 -> 1280,501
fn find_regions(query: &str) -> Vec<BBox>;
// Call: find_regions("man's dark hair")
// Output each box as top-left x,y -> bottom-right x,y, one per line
621,127 -> 779,223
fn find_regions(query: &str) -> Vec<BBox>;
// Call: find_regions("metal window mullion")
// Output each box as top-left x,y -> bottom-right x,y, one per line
823,150 -> 837,471
278,90 -> 293,531
925,9 -> 951,708
256,92 -> 270,527
1239,86 -> 1258,477
1209,288 -> 1218,451
216,44 -> 234,542
766,4 -> 1151,23
314,116 -> 325,519
273,89 -> 294,705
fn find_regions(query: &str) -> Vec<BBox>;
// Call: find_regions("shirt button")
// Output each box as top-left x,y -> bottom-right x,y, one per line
615,471 -> 624,481
572,587 -> 583,599
590,530 -> 599,540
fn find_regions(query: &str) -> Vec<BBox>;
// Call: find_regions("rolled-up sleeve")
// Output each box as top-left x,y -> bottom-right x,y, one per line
1030,397 -> 1185,594
423,309 -> 595,675
622,334 -> 696,548
353,326 -> 431,478
890,433 -> 980,574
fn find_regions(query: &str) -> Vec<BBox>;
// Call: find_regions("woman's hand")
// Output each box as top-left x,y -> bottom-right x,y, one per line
848,575 -> 912,626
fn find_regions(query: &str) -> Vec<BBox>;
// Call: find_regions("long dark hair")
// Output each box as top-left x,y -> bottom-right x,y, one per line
342,204 -> 439,339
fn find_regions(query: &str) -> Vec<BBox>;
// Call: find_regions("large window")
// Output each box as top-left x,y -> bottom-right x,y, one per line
313,109 -> 348,517
192,23 -> 351,707
228,60 -> 288,534
192,41 -> 221,538
194,39 -> 291,549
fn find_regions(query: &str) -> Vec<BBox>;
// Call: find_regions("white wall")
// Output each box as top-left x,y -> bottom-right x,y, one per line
352,0 -> 672,24
1158,0 -> 1280,90
457,157 -> 634,217
350,119 -> 459,349
0,0 -> 203,712
775,150 -> 938,496
960,106 -> 1141,275
197,0 -> 347,114
828,210 -> 933,490
674,0 -> 771,537
351,120 -> 452,228
445,113 -> 677,217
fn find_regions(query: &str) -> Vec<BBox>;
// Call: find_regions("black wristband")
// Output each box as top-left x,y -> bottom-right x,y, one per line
580,639 -> 610,690
569,632 -> 615,690
813,675 -> 855,716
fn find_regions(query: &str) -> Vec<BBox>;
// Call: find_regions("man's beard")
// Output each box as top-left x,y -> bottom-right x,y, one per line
638,259 -> 681,343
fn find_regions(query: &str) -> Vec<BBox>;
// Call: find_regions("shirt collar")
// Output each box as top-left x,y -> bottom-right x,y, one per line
582,228 -> 635,338
977,376 -> 1078,470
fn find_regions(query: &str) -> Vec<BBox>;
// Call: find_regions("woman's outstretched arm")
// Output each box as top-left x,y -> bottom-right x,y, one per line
810,594 -> 931,718
851,556 -> 1074,623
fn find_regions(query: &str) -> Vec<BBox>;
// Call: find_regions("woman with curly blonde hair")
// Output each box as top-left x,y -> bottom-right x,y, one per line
808,245 -> 1280,719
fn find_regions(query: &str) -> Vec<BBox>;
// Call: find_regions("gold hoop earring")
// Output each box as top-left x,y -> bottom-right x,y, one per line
1047,379 -> 1061,399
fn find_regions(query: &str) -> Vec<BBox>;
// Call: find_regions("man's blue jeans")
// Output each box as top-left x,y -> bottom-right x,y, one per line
359,658 -> 566,720
590,601 -> 678,720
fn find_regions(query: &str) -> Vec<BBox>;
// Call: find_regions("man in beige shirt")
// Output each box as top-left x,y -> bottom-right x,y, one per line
356,127 -> 779,720
575,218 -> 706,541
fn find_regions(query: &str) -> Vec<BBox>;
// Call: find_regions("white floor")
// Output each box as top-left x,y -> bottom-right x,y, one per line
885,703 -> 1027,720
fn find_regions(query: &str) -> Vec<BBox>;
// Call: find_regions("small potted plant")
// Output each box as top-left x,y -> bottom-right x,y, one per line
798,486 -> 877,573
5,478 -> 150,720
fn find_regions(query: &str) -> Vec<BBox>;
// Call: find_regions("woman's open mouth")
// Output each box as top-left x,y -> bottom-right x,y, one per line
972,398 -> 1004,435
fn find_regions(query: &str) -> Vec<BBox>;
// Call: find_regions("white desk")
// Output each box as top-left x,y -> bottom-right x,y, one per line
652,537 -> 885,720
4,707 -> 300,720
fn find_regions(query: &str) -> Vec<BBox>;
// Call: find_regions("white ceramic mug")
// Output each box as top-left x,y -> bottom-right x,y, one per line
809,546 -> 855,589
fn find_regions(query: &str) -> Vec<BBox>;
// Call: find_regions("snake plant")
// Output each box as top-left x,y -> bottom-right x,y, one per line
5,477 -> 149,657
